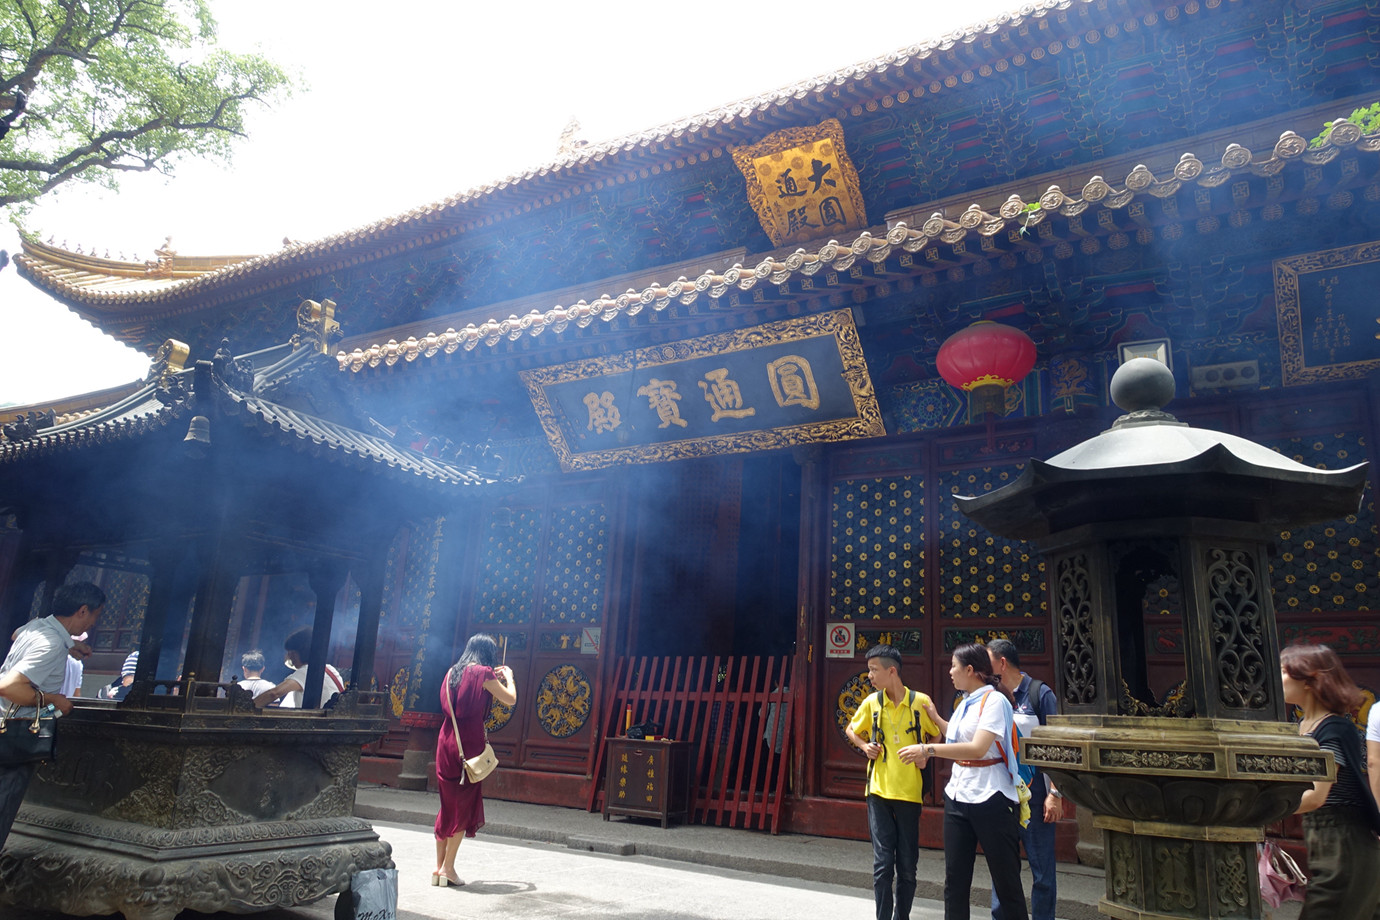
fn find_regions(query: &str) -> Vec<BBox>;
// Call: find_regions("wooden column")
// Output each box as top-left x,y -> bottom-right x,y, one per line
175,359 -> 240,686
792,446 -> 827,799
134,541 -> 191,684
0,530 -> 45,637
349,545 -> 392,692
414,518 -> 465,715
304,560 -> 349,708
181,535 -> 243,685
34,549 -> 81,619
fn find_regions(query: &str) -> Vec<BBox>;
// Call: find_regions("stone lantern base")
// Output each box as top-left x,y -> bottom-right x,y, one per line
1024,715 -> 1332,920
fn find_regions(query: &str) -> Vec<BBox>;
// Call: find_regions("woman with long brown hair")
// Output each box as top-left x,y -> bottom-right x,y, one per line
432,633 -> 517,887
1281,643 -> 1380,918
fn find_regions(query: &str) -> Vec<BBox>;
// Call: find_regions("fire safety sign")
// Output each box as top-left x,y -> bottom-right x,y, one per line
825,622 -> 855,659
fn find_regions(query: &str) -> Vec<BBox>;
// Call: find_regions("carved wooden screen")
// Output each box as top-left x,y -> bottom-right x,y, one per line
466,500 -> 611,777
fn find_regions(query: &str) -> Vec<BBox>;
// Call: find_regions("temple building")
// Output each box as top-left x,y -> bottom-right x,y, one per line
4,0 -> 1379,853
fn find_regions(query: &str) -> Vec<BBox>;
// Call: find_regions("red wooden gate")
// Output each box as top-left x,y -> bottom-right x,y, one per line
587,655 -> 793,834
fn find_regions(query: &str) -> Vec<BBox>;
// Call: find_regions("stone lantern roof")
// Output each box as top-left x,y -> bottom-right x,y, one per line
957,358 -> 1369,540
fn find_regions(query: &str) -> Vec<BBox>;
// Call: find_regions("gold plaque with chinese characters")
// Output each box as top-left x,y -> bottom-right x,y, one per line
731,119 -> 868,247
520,309 -> 883,471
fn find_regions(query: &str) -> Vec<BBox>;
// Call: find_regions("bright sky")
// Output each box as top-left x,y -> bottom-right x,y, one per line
0,0 -> 1024,406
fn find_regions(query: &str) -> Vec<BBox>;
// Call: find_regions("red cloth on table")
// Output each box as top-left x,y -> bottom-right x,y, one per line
434,663 -> 495,840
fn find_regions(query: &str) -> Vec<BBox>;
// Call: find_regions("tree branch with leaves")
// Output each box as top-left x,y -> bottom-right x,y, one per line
0,0 -> 291,215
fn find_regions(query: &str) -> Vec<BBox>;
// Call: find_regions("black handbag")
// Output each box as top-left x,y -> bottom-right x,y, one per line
0,690 -> 58,767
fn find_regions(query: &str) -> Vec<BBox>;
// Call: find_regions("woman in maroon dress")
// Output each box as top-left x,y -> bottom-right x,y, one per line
433,633 -> 517,887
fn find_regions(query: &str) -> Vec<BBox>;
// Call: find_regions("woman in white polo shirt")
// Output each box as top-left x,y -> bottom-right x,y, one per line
910,643 -> 1028,920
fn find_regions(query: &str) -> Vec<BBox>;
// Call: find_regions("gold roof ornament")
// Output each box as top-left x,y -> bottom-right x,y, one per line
294,298 -> 341,354
145,338 -> 190,384
731,118 -> 867,248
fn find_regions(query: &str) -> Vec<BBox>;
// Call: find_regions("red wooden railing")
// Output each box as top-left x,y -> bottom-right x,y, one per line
587,655 -> 793,834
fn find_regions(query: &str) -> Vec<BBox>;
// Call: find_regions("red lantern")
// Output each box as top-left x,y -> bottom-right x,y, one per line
936,321 -> 1037,420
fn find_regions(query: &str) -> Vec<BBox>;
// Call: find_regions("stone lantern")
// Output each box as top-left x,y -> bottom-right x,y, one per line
957,358 -> 1368,920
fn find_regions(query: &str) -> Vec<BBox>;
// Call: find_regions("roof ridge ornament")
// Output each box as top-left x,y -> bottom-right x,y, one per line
212,339 -> 256,392
2,410 -> 55,442
145,339 -> 190,385
556,117 -> 587,157
143,236 -> 176,278
293,298 -> 342,355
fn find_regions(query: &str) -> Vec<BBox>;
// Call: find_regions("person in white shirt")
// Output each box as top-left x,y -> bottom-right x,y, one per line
1367,700 -> 1380,812
252,627 -> 343,710
909,643 -> 1028,920
0,582 -> 103,848
236,649 -> 276,700
988,639 -> 1061,920
59,632 -> 87,697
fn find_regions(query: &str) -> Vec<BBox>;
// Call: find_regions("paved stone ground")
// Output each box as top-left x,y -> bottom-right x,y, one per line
0,787 -> 1305,920
357,785 -> 1110,920
0,822 -> 874,920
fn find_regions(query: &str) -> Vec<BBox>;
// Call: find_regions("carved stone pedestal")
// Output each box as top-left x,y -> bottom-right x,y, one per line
4,808 -> 389,920
1098,817 -> 1262,920
0,691 -> 394,920
1027,716 -> 1333,920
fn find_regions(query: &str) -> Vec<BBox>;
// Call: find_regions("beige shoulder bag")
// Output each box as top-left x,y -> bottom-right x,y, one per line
443,666 -> 498,783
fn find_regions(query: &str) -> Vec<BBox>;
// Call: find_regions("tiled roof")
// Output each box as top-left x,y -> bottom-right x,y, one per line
220,388 -> 492,486
0,367 -> 494,488
0,384 -> 182,462
0,380 -> 145,421
462,1 -> 1080,177
336,122 -> 1380,373
14,0 -> 1114,313
14,239 -> 257,302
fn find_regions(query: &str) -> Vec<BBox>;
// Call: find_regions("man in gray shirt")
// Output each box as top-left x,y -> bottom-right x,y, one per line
0,581 -> 104,847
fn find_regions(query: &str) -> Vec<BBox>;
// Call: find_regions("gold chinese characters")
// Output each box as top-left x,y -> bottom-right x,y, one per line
584,360 -> 816,435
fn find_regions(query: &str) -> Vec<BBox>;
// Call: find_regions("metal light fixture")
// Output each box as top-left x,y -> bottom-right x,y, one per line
1117,338 -> 1172,370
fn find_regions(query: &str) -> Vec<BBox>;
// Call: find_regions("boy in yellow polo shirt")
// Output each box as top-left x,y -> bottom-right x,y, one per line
846,644 -> 942,920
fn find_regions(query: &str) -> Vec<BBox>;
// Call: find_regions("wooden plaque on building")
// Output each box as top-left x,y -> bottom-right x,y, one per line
1276,240 -> 1380,385
520,309 -> 884,471
730,119 -> 867,247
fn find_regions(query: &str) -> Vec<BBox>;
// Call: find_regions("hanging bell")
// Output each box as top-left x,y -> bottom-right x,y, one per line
183,415 -> 211,451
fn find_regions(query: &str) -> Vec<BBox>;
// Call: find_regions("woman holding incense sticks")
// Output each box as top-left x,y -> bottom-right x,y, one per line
432,633 -> 516,888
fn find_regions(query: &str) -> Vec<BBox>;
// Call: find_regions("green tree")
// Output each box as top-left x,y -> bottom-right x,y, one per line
0,0 -> 290,215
